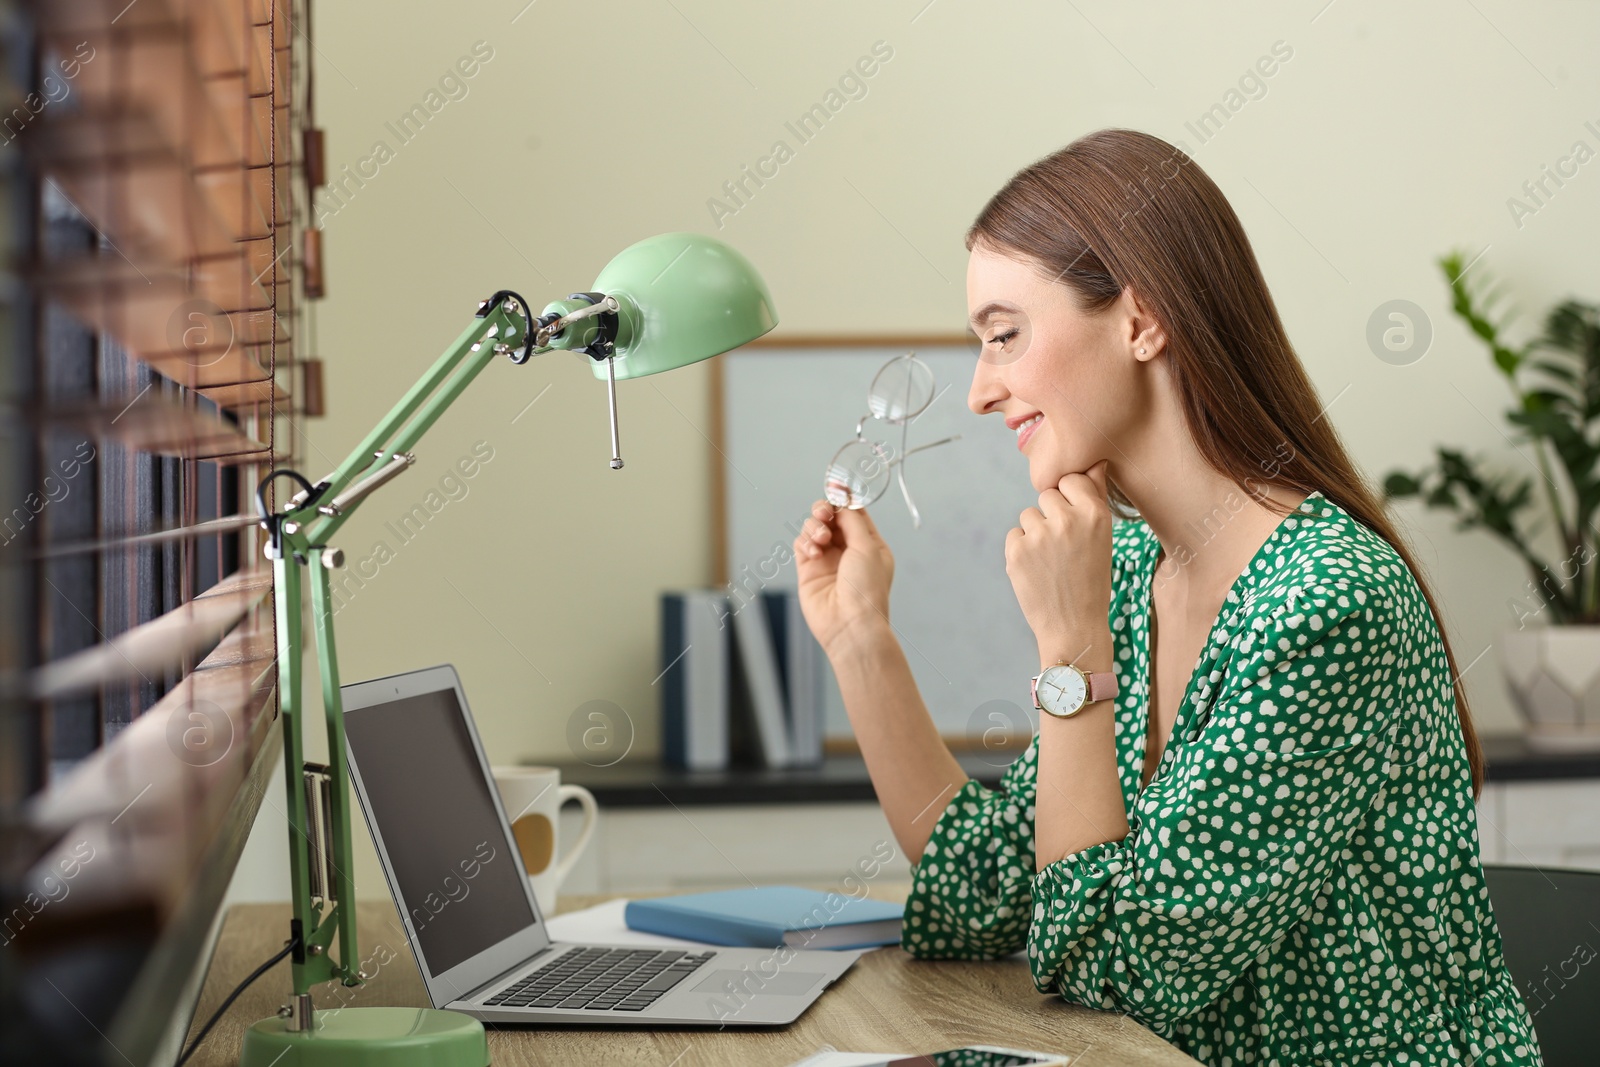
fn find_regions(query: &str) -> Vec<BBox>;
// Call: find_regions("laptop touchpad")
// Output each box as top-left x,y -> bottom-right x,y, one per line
692,970 -> 824,996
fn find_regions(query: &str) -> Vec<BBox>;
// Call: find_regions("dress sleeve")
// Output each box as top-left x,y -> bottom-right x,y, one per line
1028,583 -> 1402,1026
899,739 -> 1040,959
899,520 -> 1153,962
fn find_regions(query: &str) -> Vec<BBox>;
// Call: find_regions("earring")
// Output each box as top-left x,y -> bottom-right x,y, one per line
1138,347 -> 1147,355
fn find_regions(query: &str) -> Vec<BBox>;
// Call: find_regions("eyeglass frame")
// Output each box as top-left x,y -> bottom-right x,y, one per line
823,352 -> 960,528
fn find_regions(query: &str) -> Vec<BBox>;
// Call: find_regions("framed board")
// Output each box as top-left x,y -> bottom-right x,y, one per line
716,336 -> 1047,749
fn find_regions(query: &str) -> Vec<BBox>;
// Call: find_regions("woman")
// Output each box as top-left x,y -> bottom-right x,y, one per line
793,129 -> 1543,1066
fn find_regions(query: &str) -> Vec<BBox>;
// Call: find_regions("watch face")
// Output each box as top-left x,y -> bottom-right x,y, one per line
1038,665 -> 1087,717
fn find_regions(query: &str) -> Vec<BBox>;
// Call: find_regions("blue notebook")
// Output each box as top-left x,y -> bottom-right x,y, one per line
624,886 -> 904,950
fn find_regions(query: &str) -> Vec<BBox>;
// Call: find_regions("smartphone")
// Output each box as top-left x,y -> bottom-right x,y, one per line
878,1046 -> 1071,1067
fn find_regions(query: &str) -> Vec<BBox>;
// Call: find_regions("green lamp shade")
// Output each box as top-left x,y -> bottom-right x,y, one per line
575,232 -> 777,380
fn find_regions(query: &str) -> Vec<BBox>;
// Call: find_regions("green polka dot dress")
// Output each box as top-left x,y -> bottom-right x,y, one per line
901,490 -> 1544,1066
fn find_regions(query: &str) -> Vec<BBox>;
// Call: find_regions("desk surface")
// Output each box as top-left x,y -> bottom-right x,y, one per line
188,891 -> 1200,1067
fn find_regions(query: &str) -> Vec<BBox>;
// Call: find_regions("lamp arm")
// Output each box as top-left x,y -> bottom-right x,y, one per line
258,291 -> 547,1011
301,302 -> 523,542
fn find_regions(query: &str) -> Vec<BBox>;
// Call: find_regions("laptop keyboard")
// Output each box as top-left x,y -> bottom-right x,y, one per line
485,947 -> 719,1012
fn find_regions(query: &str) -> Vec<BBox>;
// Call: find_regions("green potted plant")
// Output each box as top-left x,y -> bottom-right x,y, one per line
1381,252 -> 1600,749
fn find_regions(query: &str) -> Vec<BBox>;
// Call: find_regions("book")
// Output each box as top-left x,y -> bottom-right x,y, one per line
762,589 -> 825,766
624,886 -> 904,950
660,590 -> 730,771
728,593 -> 791,767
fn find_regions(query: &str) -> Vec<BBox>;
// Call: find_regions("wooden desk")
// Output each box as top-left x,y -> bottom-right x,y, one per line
187,892 -> 1200,1066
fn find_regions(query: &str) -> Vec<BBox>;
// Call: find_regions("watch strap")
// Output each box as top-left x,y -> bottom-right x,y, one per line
1086,670 -> 1117,704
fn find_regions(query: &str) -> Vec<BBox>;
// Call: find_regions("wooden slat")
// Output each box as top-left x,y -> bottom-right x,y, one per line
27,0 -> 183,35
27,620 -> 279,837
39,149 -> 242,269
38,216 -> 274,316
38,254 -> 287,381
45,392 -> 270,463
193,162 -> 273,244
19,704 -> 278,940
31,0 -> 252,77
198,376 -> 288,409
32,109 -> 274,247
201,620 -> 276,672
34,512 -> 264,559
26,569 -> 273,700
106,711 -> 282,1067
69,24 -> 246,172
192,0 -> 250,82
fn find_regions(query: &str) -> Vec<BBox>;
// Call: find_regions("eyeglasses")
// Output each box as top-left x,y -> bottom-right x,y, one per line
823,352 -> 960,528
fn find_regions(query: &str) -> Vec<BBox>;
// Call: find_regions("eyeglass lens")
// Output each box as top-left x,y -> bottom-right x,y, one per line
867,355 -> 935,423
824,440 -> 892,509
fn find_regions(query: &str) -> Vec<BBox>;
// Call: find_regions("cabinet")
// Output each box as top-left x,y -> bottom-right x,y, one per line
1476,780 -> 1600,870
556,801 -> 909,898
557,781 -> 1600,901
553,742 -> 1600,901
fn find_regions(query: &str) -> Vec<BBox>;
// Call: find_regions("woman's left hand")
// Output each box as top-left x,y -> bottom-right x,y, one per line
1005,458 -> 1116,659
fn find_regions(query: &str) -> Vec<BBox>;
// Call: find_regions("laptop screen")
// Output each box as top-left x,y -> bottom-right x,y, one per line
344,684 -> 538,975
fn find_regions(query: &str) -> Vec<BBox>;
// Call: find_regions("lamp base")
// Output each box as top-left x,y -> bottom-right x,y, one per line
240,1006 -> 487,1067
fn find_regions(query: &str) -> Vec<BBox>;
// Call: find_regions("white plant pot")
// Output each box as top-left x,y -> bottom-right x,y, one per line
1497,623 -> 1600,751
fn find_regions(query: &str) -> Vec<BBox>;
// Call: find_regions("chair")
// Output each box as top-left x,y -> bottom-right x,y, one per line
1482,863 -> 1600,1067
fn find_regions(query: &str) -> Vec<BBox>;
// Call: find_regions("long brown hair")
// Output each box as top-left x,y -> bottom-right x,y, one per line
968,127 -> 1485,798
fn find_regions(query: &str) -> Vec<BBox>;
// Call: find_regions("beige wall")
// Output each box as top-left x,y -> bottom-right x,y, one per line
300,0 -> 1599,772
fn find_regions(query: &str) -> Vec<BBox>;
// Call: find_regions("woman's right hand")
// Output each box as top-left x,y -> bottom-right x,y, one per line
793,499 -> 895,658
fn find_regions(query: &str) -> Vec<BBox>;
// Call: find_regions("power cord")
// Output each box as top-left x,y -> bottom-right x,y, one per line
177,936 -> 299,1066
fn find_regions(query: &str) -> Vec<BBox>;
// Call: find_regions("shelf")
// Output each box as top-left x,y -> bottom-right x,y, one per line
550,734 -> 1600,809
547,751 -> 1012,808
1482,734 -> 1600,782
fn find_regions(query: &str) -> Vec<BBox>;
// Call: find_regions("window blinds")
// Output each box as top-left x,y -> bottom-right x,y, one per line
2,0 -> 321,1060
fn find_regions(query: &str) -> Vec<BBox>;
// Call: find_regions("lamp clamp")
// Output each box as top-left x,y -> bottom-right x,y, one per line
476,289 -> 537,364
255,468 -> 329,559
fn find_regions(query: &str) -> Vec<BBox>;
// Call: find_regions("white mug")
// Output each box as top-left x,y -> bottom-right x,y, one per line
490,765 -> 599,916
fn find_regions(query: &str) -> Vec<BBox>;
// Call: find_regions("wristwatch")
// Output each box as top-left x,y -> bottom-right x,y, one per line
1031,662 -> 1117,718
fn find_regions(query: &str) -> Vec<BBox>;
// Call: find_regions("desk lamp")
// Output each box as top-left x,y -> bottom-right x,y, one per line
237,233 -> 776,1066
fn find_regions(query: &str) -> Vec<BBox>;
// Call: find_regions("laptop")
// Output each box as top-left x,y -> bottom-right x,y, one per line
341,663 -> 863,1025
